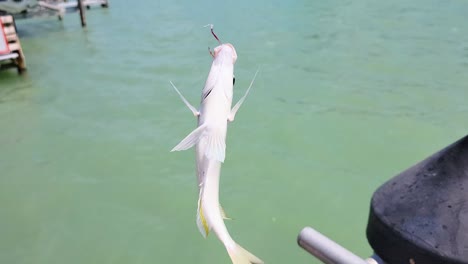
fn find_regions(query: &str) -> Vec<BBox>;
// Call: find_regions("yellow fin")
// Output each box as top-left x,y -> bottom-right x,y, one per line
196,190 -> 210,237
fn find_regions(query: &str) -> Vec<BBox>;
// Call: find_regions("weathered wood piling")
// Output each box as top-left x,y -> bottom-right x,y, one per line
77,0 -> 86,27
0,15 -> 26,73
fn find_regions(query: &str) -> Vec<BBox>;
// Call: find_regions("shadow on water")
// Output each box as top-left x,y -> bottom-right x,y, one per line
0,71 -> 33,103
0,70 -> 19,80
15,19 -> 65,39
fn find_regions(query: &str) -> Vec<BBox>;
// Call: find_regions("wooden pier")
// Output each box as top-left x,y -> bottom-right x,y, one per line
0,1 -> 109,74
0,15 -> 26,73
38,0 -> 109,26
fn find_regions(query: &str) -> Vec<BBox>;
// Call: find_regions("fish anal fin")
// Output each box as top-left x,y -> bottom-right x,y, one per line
171,125 -> 207,152
196,189 -> 210,238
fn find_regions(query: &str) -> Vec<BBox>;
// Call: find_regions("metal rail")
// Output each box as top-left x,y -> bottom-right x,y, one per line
298,227 -> 375,264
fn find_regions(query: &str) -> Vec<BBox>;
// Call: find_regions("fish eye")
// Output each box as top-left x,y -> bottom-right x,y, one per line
233,76 -> 236,85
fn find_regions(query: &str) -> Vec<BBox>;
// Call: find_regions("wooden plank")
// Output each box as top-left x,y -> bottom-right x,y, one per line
6,34 -> 17,42
0,16 -> 13,24
8,42 -> 20,52
0,53 -> 19,61
3,25 -> 16,35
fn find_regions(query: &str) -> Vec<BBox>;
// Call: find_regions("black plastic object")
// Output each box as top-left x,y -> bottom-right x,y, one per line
367,135 -> 468,264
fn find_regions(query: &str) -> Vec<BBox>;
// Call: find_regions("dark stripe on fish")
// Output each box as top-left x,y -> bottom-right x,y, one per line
203,76 -> 234,100
203,88 -> 212,100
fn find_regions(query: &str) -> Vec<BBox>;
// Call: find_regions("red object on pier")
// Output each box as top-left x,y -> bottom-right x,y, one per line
0,20 -> 10,55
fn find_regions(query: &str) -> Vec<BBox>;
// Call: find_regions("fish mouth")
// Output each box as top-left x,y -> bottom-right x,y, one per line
214,43 -> 237,63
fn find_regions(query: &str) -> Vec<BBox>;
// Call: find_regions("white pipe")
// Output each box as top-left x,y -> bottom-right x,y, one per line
297,227 -> 369,264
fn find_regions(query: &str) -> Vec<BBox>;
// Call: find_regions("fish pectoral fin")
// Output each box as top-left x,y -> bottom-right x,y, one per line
171,125 -> 207,152
220,205 -> 232,220
205,130 -> 226,162
228,69 -> 259,122
196,189 -> 210,238
169,81 -> 200,117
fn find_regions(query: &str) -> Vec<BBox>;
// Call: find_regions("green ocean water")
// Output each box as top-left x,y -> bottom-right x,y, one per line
1,0 -> 468,263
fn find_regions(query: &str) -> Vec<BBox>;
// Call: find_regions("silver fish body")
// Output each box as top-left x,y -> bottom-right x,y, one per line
171,42 -> 262,264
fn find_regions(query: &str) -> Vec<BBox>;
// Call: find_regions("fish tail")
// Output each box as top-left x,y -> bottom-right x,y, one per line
227,243 -> 264,264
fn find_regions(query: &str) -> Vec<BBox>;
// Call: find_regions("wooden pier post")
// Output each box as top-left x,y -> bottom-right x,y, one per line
77,0 -> 86,27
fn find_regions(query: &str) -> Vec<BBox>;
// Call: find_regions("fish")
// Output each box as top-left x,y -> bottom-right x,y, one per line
170,25 -> 262,264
